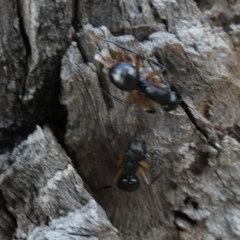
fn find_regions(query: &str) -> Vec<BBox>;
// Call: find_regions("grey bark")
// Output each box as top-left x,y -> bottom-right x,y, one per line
1,0 -> 240,239
0,126 -> 118,240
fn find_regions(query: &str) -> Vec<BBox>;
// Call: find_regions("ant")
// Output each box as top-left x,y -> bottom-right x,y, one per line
106,138 -> 160,192
94,38 -> 182,113
114,139 -> 149,191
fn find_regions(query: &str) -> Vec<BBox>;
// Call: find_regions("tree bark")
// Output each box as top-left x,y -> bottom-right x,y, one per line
1,0 -> 240,239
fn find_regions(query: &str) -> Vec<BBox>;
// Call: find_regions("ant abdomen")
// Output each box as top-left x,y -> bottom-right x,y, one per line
117,174 -> 140,192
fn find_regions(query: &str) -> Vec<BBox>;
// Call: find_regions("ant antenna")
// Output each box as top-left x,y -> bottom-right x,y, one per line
98,37 -> 166,71
93,86 -> 147,114
128,128 -> 140,144
100,88 -> 130,106
101,185 -> 113,189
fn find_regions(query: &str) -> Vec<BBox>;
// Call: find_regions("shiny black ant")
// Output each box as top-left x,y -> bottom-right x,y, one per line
95,38 -> 182,113
105,138 -> 160,192
114,139 -> 149,191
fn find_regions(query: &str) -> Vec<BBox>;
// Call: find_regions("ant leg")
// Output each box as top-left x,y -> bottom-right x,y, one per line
135,56 -> 141,70
138,166 -> 150,185
98,37 -> 166,70
138,166 -> 162,186
116,154 -> 124,166
145,70 -> 162,80
128,91 -> 137,103
100,87 -> 157,109
147,59 -> 166,71
151,82 -> 171,91
100,88 -> 130,105
100,88 -> 148,114
101,185 -> 113,189
128,91 -> 156,113
145,71 -> 171,91
101,165 -> 124,190
148,172 -> 163,185
119,49 -> 128,62
98,37 -> 137,55
139,160 -> 151,169
113,168 -> 124,184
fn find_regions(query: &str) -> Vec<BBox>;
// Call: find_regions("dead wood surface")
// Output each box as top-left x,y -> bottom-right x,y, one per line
1,0 -> 240,240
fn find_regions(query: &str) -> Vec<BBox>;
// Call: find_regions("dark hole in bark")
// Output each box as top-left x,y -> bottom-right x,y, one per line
183,197 -> 192,205
137,5 -> 142,13
191,201 -> 199,210
183,197 -> 199,209
190,152 -> 209,175
193,0 -> 215,11
0,122 -> 36,153
233,15 -> 240,24
169,180 -> 178,190
162,19 -> 168,31
210,12 -> 231,32
16,0 -> 32,57
174,210 -> 197,225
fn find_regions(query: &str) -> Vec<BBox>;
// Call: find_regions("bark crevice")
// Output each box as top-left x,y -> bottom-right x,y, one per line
16,0 -> 31,98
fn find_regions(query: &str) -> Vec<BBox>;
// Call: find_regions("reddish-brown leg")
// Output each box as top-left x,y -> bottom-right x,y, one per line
138,166 -> 150,185
135,56 -> 141,70
145,70 -> 162,80
113,168 -> 124,184
139,160 -> 151,169
116,154 -> 124,166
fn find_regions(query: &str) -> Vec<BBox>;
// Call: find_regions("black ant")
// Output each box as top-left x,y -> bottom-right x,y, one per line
106,138 -> 160,192
114,139 -> 149,191
94,38 -> 182,113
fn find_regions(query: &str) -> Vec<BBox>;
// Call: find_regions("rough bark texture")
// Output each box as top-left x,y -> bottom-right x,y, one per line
1,0 -> 240,239
0,126 -> 118,240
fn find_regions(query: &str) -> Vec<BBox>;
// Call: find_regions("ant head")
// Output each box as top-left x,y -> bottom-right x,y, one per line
117,174 -> 140,191
109,62 -> 140,91
125,139 -> 147,162
163,91 -> 182,112
128,139 -> 146,154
